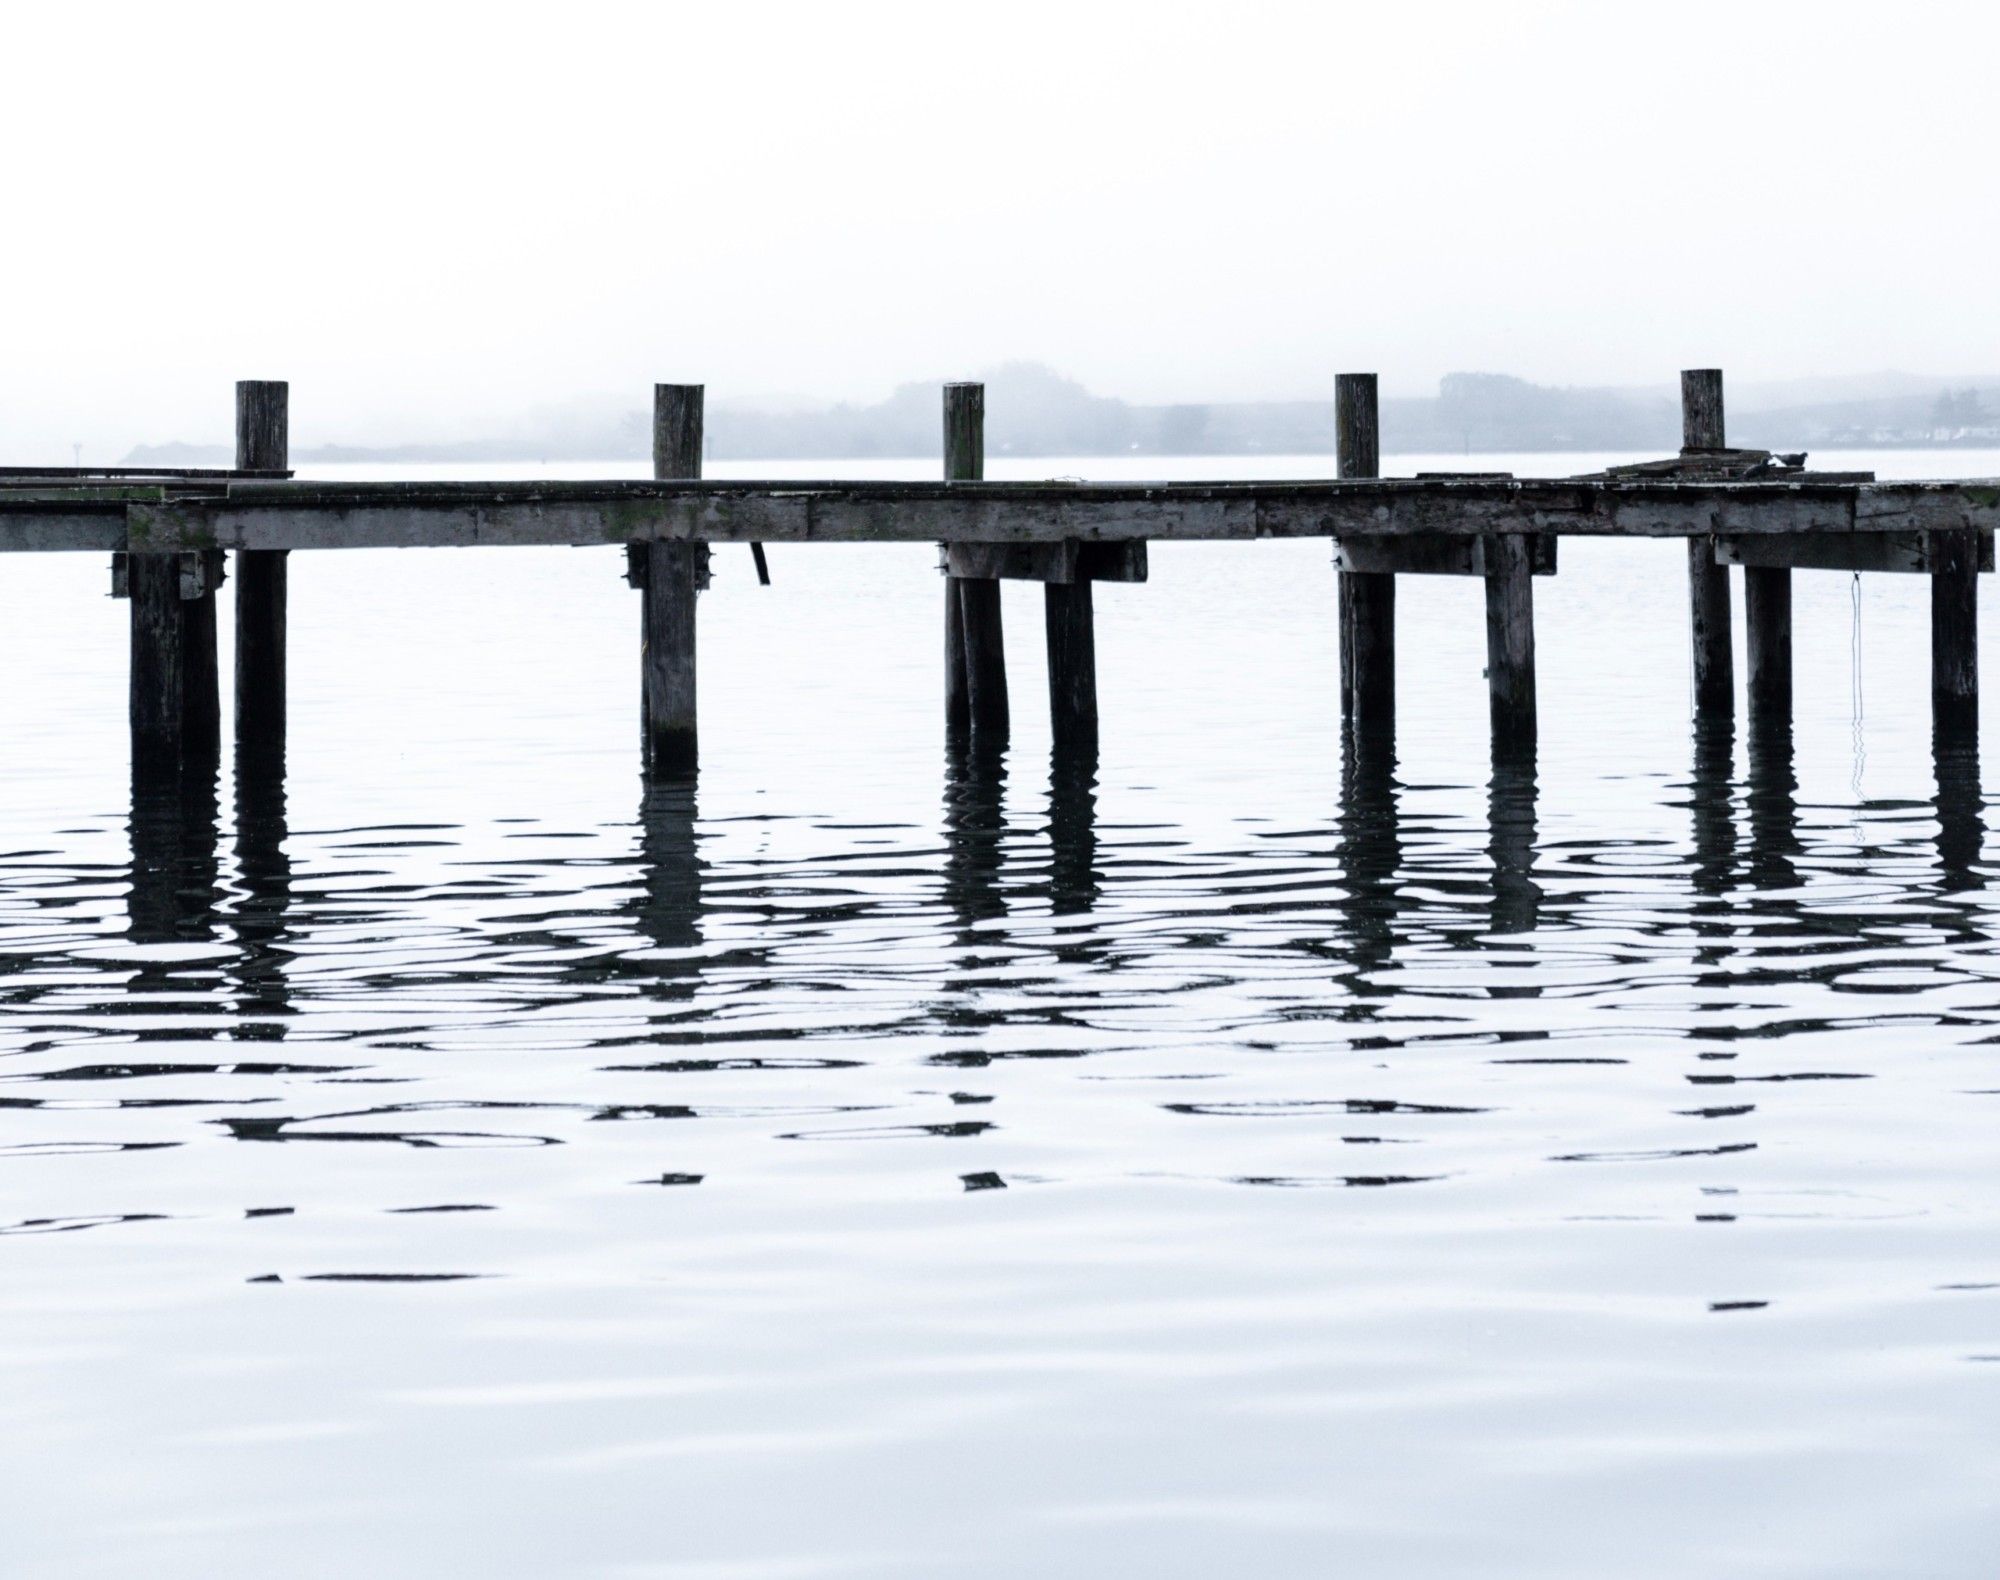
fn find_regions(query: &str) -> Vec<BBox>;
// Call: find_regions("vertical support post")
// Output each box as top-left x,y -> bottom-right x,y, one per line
1484,533 -> 1536,753
945,383 -> 1007,737
129,554 -> 186,775
1337,372 -> 1393,737
1744,564 -> 1792,728
234,380 -> 289,760
643,384 -> 706,776
1931,527 -> 1979,733
1045,579 -> 1097,753
1682,368 -> 1734,719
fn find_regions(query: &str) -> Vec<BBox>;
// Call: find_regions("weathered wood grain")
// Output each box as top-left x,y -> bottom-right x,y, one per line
1337,373 -> 1393,736
1718,531 -> 1996,573
128,553 -> 185,774
1681,369 -> 1725,453
1484,532 -> 1536,750
944,383 -> 1008,739
234,380 -> 290,757
1044,581 -> 1097,753
644,386 -> 706,774
1334,533 -> 1556,577
945,540 -> 1148,583
1682,369 -> 1735,719
1744,566 -> 1792,729
1930,527 -> 1979,730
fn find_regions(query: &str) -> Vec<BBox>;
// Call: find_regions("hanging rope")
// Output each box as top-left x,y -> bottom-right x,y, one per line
1850,570 -> 1867,798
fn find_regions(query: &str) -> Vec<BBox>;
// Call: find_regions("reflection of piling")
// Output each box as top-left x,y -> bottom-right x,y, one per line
1687,714 -> 1738,912
127,758 -> 222,957
635,779 -> 705,957
1487,746 -> 1541,937
1743,721 -> 1800,891
1335,732 -> 1401,980
230,741 -> 294,1039
1932,723 -> 1983,893
1046,748 -> 1100,915
942,738 -> 1009,934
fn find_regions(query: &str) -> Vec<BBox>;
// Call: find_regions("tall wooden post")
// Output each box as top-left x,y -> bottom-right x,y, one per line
129,553 -> 187,775
1744,564 -> 1792,727
1045,579 -> 1097,753
945,383 -> 1007,738
1931,527 -> 1979,733
1484,533 -> 1536,752
1337,373 -> 1393,737
1682,369 -> 1733,718
643,384 -> 706,775
234,380 -> 289,760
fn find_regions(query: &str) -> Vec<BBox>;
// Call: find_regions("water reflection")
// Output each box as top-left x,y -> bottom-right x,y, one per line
1933,724 -> 1983,891
942,738 -> 1009,933
1487,747 -> 1541,939
230,744 -> 293,1039
1045,748 -> 1099,916
127,758 -> 222,953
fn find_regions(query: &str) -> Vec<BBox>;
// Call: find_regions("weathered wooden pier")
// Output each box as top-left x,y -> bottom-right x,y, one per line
0,369 -> 1988,782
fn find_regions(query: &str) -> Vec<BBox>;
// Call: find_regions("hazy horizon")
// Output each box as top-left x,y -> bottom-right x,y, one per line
7,0 -> 1998,456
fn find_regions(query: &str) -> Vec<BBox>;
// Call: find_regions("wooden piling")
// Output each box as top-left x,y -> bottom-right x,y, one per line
129,552 -> 186,774
234,380 -> 289,758
1931,527 -> 1979,731
1337,373 -> 1393,736
643,384 -> 706,775
1744,565 -> 1792,727
1484,532 -> 1537,750
1045,581 -> 1097,752
1681,369 -> 1734,717
945,383 -> 1007,737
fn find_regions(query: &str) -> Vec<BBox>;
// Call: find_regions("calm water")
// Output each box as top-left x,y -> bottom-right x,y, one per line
4,450 -> 1999,1577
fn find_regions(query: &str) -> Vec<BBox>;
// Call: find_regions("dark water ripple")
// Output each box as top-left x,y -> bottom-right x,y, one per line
6,563 -> 2000,1573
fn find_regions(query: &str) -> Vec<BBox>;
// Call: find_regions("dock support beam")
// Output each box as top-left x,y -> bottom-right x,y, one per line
643,384 -> 706,776
1045,580 -> 1097,753
1337,373 -> 1393,739
1682,369 -> 1734,718
129,554 -> 188,775
234,380 -> 289,760
944,383 -> 1008,739
1744,565 -> 1792,729
1932,527 -> 1979,732
1484,532 -> 1536,752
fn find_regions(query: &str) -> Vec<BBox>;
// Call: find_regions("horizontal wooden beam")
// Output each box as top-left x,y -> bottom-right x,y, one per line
1334,533 -> 1557,576
1717,530 -> 1995,574
2,476 -> 1998,554
944,540 -> 1147,583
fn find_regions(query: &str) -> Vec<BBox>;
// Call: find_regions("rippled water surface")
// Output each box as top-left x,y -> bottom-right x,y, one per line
4,451 -> 1999,1577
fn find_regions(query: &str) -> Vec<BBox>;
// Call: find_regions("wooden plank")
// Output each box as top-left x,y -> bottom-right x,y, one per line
0,477 -> 1979,556
234,380 -> 289,760
945,540 -> 1148,582
1333,533 -> 1556,576
1717,531 -> 1996,573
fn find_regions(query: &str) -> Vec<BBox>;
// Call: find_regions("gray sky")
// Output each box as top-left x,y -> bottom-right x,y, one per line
7,0 -> 1997,453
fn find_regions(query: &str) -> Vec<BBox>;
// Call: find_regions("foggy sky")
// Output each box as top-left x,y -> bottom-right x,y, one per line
7,0 -> 1997,456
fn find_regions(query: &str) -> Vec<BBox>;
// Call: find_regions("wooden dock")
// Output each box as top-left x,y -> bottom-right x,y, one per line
2,371 -> 1989,778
